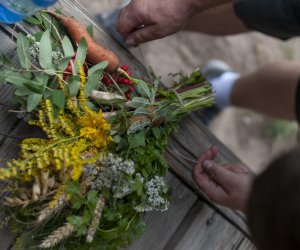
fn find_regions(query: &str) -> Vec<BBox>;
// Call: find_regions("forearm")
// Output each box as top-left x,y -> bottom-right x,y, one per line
190,0 -> 235,12
231,61 -> 300,120
184,3 -> 248,35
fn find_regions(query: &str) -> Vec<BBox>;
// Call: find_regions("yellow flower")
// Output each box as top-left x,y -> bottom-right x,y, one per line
78,109 -> 112,149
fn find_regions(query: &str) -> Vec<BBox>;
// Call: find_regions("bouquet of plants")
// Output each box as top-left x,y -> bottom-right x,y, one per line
0,11 -> 213,249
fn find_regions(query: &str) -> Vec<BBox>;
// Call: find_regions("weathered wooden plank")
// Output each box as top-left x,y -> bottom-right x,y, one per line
235,237 -> 256,250
0,121 -> 34,249
170,201 -> 252,250
0,1 -> 256,249
128,172 -> 198,250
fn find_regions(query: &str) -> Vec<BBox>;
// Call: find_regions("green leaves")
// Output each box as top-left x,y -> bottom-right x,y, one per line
128,130 -> 146,149
136,81 -> 151,99
68,76 -> 81,97
39,30 -> 53,69
25,16 -> 42,25
62,36 -> 74,58
87,24 -> 94,37
128,120 -> 151,135
131,97 -> 150,108
134,107 -> 151,116
75,38 -> 88,67
16,33 -> 31,70
85,61 -> 108,97
0,50 -> 13,67
66,181 -> 85,209
88,61 -> 109,76
27,94 -> 43,111
52,90 -> 65,109
66,187 -> 99,237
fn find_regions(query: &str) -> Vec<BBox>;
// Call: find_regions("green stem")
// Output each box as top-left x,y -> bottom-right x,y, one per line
126,212 -> 138,231
108,74 -> 126,98
117,68 -> 145,85
98,227 -> 118,233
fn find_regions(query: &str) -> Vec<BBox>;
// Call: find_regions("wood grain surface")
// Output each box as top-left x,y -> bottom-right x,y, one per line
0,1 -> 255,249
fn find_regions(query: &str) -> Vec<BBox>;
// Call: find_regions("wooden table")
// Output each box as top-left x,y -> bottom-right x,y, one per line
0,1 -> 255,249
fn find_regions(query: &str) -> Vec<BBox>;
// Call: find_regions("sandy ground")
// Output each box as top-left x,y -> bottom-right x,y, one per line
80,0 -> 299,174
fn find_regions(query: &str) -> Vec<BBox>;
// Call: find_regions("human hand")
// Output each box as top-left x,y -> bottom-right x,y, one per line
192,146 -> 254,212
117,0 -> 200,46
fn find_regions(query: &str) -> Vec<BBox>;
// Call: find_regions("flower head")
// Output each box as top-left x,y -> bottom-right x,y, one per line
79,109 -> 112,149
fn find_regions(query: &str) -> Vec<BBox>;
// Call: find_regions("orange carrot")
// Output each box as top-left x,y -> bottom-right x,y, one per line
50,12 -> 120,73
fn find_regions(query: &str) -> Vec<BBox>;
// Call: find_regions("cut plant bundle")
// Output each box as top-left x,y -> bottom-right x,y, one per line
0,11 -> 214,249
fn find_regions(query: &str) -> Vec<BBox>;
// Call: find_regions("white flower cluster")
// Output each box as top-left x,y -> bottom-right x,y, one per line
27,34 -> 64,64
134,176 -> 169,212
84,154 -> 136,198
84,154 -> 169,212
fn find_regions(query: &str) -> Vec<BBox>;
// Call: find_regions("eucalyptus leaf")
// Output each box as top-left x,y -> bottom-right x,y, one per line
52,89 -> 65,108
39,30 -> 53,69
5,72 -> 32,87
88,61 -> 109,76
58,57 -> 71,72
41,13 -> 52,31
75,37 -> 88,67
25,16 -> 42,25
27,93 -> 43,111
136,80 -> 151,99
16,33 -> 31,70
85,70 -> 103,97
62,36 -> 74,58
23,82 -> 45,94
23,73 -> 48,94
87,25 -> 94,38
14,87 -> 34,96
68,76 -> 81,97
52,18 -> 62,42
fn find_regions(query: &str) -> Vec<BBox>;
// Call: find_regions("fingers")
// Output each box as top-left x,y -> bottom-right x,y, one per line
196,146 -> 219,165
193,146 -> 219,179
117,3 -> 145,39
223,163 -> 249,174
193,146 -> 223,200
125,25 -> 161,46
202,160 -> 237,190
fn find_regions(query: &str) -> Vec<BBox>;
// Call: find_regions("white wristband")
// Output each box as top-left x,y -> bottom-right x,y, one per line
210,72 -> 240,109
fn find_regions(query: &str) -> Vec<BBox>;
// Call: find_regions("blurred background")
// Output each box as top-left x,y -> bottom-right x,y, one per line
80,0 -> 300,174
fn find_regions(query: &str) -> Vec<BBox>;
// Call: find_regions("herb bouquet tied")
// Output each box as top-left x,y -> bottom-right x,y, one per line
0,11 -> 213,250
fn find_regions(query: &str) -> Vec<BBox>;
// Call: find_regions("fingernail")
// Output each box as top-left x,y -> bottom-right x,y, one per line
125,38 -> 136,47
240,165 -> 249,173
203,160 -> 213,170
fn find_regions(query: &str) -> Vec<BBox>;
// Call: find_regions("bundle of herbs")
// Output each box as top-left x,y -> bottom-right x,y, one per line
0,11 -> 213,249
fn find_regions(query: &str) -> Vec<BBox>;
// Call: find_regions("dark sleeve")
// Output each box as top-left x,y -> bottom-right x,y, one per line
295,78 -> 300,124
234,0 -> 300,40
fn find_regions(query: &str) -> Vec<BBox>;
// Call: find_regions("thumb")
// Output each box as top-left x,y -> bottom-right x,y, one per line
125,25 -> 161,46
203,160 -> 236,188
